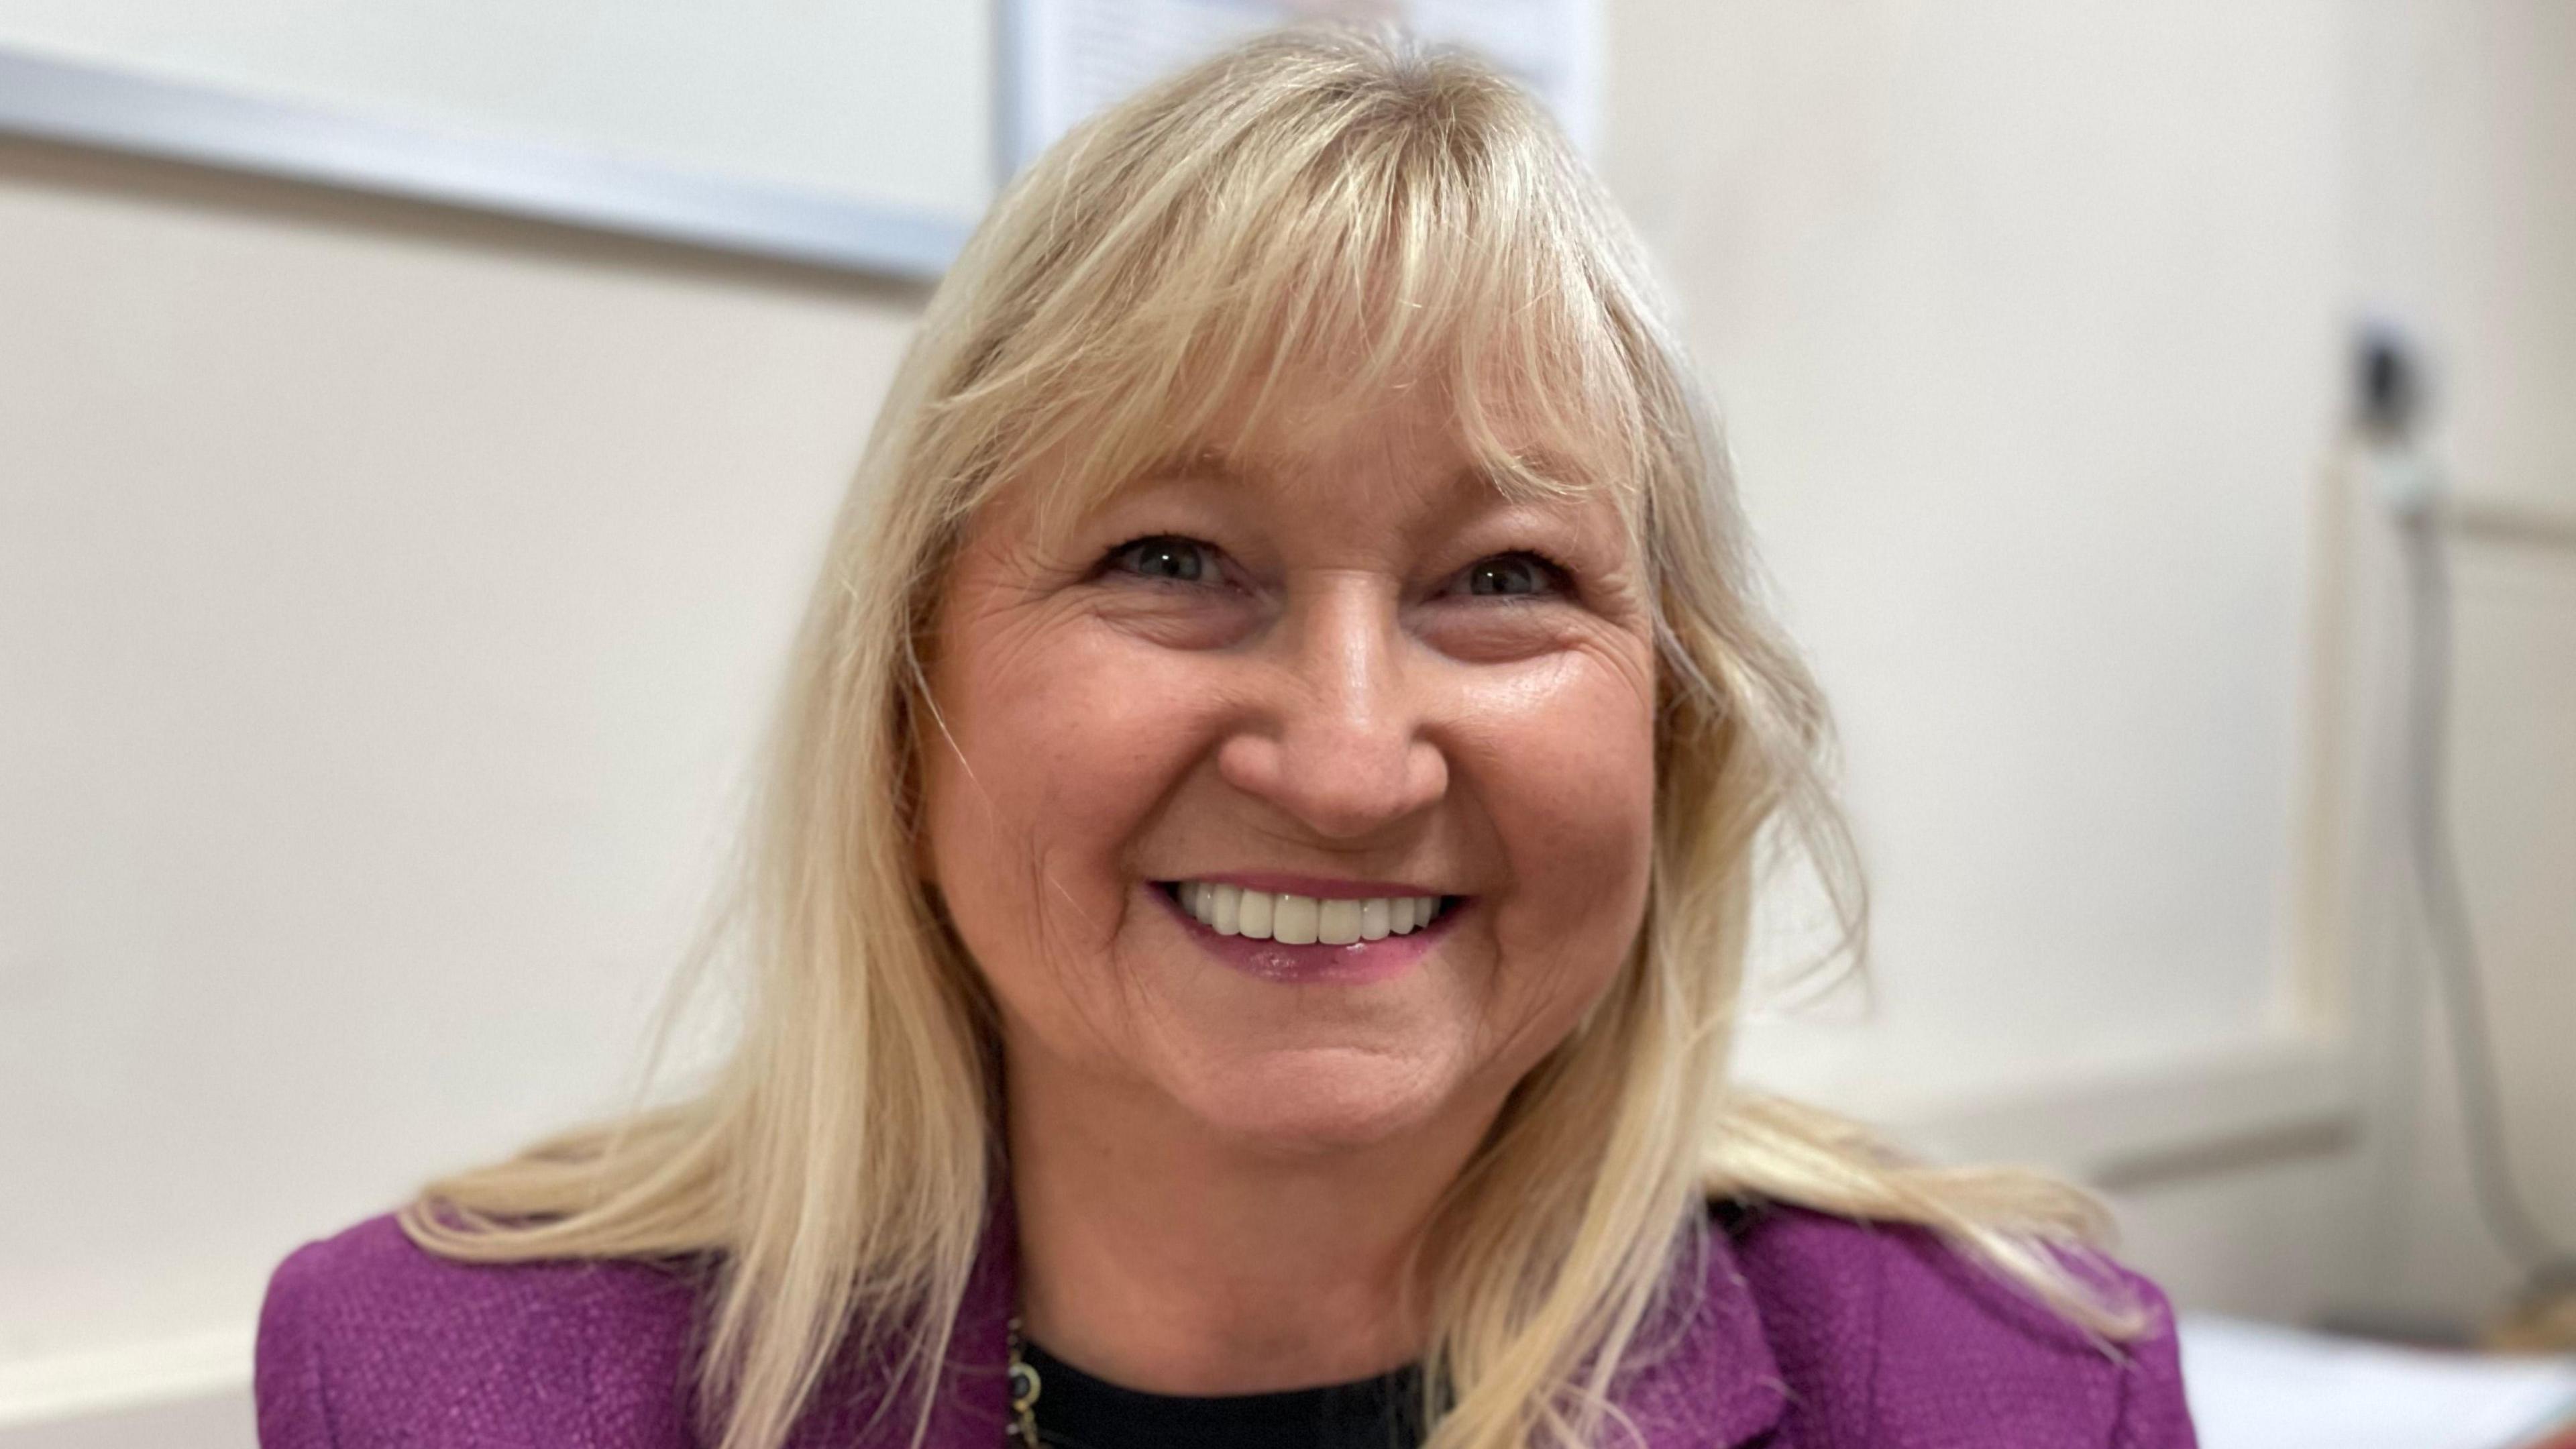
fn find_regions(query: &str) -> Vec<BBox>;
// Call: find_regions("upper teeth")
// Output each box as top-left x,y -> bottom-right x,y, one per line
1175,882 -> 1446,945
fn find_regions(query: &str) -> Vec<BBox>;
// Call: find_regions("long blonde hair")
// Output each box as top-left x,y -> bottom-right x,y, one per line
406,27 -> 2137,1449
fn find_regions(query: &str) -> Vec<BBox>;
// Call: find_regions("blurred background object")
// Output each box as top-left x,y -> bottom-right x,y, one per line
0,1 -> 2569,1444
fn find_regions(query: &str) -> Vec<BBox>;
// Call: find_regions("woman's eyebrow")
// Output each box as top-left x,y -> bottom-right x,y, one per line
1097,443 -> 1600,529
1138,444 -> 1266,488
1460,447 -> 1595,493
1069,447 -> 1263,519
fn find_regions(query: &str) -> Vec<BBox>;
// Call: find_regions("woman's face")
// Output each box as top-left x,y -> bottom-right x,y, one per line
921,378 -> 1659,1154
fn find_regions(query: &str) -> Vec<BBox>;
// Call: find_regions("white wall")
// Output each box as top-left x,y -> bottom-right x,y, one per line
1613,1 -> 2576,1342
0,143 -> 918,1430
5,1 -> 2570,1439
1605,1 -> 2346,1107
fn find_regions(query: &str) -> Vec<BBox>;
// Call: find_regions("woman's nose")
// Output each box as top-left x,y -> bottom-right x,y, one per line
1214,581 -> 1448,841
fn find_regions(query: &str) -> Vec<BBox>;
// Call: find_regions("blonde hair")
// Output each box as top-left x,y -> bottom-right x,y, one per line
405,27 -> 2138,1449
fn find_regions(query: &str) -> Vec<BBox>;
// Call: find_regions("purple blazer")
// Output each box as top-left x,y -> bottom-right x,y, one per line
255,1201 -> 2194,1448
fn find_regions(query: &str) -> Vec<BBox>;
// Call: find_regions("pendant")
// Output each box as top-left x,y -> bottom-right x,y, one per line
1006,1318 -> 1042,1448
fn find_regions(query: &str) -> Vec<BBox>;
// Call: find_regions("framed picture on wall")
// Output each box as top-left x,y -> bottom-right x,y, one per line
0,0 -> 1595,280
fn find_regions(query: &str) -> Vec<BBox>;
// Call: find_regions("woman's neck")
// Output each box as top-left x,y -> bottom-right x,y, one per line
1005,1061 -> 1499,1396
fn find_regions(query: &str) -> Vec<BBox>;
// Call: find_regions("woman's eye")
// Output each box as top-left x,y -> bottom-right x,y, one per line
1454,551 -> 1566,599
1107,535 -> 1220,584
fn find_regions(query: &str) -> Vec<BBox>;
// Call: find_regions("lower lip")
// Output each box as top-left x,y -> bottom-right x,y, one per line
1152,885 -> 1460,985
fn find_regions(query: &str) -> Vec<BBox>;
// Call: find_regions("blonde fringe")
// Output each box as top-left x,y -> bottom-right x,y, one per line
404,26 -> 2149,1449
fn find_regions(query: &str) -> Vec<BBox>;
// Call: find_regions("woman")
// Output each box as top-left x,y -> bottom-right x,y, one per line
258,28 -> 2192,1449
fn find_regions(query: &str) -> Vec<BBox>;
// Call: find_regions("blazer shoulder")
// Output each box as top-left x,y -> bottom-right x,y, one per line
1723,1203 -> 2195,1447
256,1212 -> 709,1449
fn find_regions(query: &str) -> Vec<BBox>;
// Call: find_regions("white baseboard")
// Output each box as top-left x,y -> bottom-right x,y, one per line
1890,1032 -> 2359,1189
0,1389 -> 252,1449
0,1331 -> 252,1447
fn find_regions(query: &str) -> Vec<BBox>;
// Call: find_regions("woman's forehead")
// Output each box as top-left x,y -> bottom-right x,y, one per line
1112,370 -> 1621,493
981,339 -> 1651,553
1158,386 -> 1584,475
1040,422 -> 1619,543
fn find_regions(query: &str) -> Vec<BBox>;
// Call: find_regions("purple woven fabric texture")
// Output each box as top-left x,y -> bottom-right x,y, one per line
255,1203 -> 2194,1448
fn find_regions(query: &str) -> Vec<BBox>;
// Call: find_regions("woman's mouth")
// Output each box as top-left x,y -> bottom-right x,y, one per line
1165,879 -> 1454,943
1152,877 -> 1463,983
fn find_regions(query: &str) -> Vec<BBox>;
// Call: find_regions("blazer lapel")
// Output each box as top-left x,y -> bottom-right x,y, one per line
1610,1217 -> 1790,1448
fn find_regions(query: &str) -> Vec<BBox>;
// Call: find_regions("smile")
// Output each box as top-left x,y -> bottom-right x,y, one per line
1150,877 -> 1464,985
1161,880 -> 1454,944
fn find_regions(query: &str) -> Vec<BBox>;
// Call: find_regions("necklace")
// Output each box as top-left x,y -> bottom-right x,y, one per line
1005,1317 -> 1042,1448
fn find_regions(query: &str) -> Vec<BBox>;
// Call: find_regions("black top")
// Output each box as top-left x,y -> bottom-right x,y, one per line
1011,1202 -> 1764,1449
1016,1340 -> 1424,1449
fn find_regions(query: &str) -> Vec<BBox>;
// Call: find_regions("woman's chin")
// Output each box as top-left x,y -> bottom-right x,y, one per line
1168,1045 -> 1468,1155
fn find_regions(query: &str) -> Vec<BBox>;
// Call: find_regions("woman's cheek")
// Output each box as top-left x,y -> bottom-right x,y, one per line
1476,652 -> 1658,930
996,628 -> 1220,874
